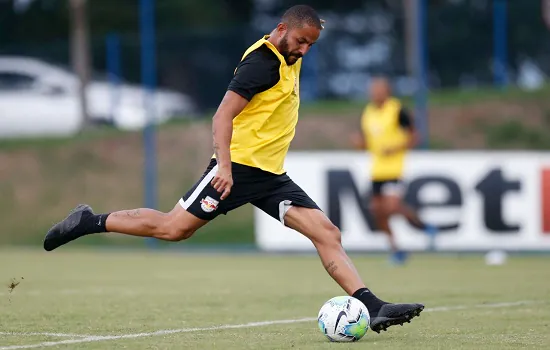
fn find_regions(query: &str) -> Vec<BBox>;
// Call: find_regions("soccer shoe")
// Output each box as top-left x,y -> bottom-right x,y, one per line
43,204 -> 94,251
369,302 -> 424,333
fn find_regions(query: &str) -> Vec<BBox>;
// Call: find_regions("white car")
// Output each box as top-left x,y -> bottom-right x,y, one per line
0,56 -> 196,138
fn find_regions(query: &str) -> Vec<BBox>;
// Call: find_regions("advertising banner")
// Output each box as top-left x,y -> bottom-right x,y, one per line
255,151 -> 550,252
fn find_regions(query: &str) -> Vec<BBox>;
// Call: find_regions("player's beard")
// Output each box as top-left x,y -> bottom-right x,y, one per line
279,33 -> 302,65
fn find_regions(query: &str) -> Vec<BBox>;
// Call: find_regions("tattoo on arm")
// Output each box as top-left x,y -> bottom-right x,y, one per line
112,209 -> 141,218
325,260 -> 338,274
213,140 -> 220,159
127,209 -> 141,217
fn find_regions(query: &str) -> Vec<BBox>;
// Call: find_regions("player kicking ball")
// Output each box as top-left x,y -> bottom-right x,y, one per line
43,5 -> 424,333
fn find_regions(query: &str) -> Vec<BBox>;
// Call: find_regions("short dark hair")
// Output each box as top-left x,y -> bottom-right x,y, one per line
281,5 -> 323,30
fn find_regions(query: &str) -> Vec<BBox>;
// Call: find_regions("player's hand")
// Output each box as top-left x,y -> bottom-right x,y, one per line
350,132 -> 365,150
211,167 -> 233,200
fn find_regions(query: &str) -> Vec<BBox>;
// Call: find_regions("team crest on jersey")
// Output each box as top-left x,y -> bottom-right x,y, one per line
200,196 -> 219,213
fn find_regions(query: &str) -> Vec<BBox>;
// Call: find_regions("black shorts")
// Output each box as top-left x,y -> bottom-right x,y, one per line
179,159 -> 320,222
371,179 -> 405,196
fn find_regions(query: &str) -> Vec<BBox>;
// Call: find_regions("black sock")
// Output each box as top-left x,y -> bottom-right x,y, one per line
352,288 -> 388,314
78,212 -> 110,235
95,213 -> 110,233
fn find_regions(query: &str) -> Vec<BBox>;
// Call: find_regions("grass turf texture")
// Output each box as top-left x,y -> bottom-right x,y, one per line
1,249 -> 549,349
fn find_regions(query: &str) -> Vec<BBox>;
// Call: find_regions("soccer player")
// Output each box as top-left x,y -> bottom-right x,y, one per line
351,78 -> 437,265
43,5 -> 424,333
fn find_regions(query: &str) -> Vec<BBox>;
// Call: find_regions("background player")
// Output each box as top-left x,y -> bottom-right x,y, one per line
351,77 -> 437,265
44,5 -> 424,332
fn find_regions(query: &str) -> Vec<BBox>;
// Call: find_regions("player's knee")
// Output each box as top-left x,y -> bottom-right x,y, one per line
370,199 -> 383,216
317,220 -> 342,247
385,200 -> 400,215
161,224 -> 196,241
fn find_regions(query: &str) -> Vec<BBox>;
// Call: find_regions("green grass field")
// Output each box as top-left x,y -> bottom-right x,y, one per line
1,249 -> 549,349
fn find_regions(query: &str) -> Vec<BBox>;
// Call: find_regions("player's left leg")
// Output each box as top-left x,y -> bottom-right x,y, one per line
370,195 -> 399,254
383,184 -> 439,256
285,206 -> 364,295
398,203 -> 423,227
252,178 -> 424,333
383,178 -> 439,251
397,203 -> 438,251
283,206 -> 424,333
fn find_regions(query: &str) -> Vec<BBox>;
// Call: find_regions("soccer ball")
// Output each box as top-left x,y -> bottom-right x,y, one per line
317,296 -> 370,342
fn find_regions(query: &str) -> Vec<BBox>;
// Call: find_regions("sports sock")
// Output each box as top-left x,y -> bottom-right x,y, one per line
352,288 -> 388,314
77,212 -> 110,235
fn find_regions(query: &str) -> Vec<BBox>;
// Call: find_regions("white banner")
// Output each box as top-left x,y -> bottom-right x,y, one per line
254,151 -> 550,252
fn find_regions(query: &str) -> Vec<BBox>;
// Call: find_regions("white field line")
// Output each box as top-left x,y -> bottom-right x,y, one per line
0,333 -> 91,338
423,300 -> 534,313
0,300 -> 540,350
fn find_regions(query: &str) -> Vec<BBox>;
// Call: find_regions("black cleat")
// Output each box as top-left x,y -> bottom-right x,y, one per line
370,303 -> 424,334
43,204 -> 94,251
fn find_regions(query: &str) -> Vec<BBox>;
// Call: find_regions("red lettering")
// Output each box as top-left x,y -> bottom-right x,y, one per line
542,168 -> 550,233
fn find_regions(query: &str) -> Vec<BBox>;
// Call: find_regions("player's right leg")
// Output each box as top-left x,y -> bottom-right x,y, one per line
43,203 -> 209,251
370,195 -> 398,253
43,159 -> 223,251
378,194 -> 409,264
370,180 -> 406,263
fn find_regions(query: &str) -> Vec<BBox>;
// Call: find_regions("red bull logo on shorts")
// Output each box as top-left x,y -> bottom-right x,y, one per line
200,196 -> 219,213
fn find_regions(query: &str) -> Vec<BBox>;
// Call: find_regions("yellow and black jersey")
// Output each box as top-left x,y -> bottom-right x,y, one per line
217,35 -> 301,175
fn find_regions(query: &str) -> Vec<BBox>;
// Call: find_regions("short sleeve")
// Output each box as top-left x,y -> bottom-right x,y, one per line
227,45 -> 280,101
398,108 -> 414,130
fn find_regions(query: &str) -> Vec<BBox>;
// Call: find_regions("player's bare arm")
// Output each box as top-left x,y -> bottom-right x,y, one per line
405,127 -> 420,149
350,131 -> 366,150
383,109 -> 418,155
351,114 -> 366,150
211,90 -> 249,200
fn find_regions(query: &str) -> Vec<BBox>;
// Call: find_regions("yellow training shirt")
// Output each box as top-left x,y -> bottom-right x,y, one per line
361,97 -> 410,180
216,36 -> 301,175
